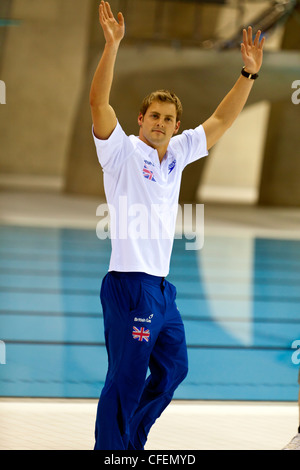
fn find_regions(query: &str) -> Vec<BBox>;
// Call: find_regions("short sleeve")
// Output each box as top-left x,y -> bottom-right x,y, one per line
92,121 -> 134,173
170,124 -> 208,170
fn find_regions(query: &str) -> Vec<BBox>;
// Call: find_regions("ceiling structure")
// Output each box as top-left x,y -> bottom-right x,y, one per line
113,0 -> 299,49
0,0 -> 299,52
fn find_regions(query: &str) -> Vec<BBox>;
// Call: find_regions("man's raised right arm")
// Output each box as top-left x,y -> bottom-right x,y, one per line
89,1 -> 125,140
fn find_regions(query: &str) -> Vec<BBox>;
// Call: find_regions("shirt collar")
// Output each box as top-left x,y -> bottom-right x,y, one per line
131,136 -> 155,156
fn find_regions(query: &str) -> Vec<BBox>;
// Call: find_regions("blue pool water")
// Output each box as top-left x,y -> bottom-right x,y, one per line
0,225 -> 299,400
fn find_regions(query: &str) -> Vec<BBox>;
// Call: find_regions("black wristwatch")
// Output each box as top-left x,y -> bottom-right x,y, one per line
241,66 -> 259,80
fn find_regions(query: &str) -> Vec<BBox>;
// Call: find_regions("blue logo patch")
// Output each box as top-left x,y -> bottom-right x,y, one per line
168,159 -> 176,174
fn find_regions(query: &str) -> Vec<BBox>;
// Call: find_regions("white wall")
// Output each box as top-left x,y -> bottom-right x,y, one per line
198,101 -> 271,204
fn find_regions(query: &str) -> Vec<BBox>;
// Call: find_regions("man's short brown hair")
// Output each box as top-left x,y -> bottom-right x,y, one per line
140,90 -> 183,121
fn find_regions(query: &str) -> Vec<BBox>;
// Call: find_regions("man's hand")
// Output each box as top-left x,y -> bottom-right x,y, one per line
99,1 -> 125,45
241,26 -> 265,74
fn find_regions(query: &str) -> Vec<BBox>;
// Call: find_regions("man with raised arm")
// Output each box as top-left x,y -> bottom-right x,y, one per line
90,1 -> 265,450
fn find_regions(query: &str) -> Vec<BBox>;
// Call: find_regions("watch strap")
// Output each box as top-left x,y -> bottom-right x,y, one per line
241,66 -> 258,80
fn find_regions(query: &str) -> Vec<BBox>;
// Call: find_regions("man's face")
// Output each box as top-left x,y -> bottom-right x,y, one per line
138,101 -> 180,151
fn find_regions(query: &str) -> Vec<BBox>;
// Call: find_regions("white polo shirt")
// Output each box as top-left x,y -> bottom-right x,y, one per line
93,121 -> 208,276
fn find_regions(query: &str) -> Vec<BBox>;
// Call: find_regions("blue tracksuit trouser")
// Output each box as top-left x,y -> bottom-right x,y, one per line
94,271 -> 188,450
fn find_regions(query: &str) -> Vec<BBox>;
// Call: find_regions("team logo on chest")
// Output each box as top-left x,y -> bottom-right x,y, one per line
132,326 -> 150,342
168,159 -> 176,174
142,163 -> 156,182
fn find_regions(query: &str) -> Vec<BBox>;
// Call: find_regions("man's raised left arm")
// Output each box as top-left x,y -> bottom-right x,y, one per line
202,26 -> 265,150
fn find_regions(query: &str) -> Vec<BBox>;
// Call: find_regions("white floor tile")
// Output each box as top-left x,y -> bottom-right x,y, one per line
0,399 -> 298,450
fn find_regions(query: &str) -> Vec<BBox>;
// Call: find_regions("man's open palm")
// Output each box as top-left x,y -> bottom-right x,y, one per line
99,1 -> 125,45
241,26 -> 265,74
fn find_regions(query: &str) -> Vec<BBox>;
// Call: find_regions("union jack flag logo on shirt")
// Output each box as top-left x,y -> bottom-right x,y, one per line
142,164 -> 156,182
132,326 -> 150,342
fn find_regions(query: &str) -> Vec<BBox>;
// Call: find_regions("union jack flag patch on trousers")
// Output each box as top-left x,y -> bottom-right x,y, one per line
132,326 -> 150,342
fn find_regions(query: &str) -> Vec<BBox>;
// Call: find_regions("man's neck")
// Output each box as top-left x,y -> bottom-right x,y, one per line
138,134 -> 168,163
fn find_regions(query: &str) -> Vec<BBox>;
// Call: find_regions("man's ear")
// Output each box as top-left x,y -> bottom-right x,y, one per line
138,113 -> 144,127
173,120 -> 180,135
